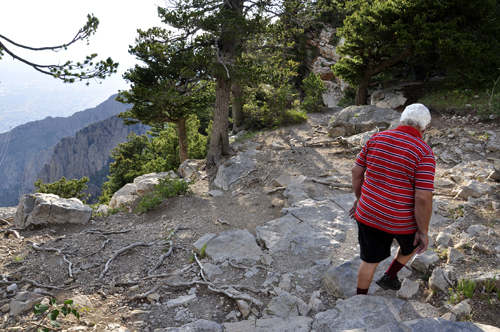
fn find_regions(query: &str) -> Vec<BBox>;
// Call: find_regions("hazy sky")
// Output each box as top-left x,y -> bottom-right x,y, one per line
0,0 -> 166,129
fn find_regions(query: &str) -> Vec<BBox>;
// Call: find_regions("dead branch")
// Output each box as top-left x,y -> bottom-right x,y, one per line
216,219 -> 230,225
0,218 -> 11,225
143,264 -> 195,280
99,242 -> 154,279
208,285 -> 263,307
21,278 -> 66,290
1,229 -> 20,238
63,255 -> 73,278
311,178 -> 353,189
31,242 -> 74,255
267,187 -> 286,194
148,227 -> 179,275
194,252 -> 207,282
228,260 -> 272,272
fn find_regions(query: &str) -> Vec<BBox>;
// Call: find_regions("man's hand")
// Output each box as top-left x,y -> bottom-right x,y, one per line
413,232 -> 429,254
349,198 -> 359,219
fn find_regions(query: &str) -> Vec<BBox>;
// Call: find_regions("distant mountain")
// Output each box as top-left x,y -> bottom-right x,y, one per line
0,95 -> 131,207
25,116 -> 148,203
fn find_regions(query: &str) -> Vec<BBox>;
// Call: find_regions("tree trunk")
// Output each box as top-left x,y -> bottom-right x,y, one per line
355,47 -> 415,105
231,82 -> 243,132
177,117 -> 188,163
207,74 -> 232,167
356,75 -> 371,105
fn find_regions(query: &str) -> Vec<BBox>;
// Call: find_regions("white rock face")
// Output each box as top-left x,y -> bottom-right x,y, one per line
14,193 -> 91,228
410,250 -> 440,272
397,279 -> 419,299
429,267 -> 449,291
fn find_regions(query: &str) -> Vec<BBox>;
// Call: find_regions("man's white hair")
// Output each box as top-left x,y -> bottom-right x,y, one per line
400,103 -> 431,131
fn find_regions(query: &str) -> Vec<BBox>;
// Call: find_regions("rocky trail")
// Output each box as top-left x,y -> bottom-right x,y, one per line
1,106 -> 500,332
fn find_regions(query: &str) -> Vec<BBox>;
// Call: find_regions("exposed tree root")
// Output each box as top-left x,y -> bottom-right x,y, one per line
228,259 -> 272,272
144,264 -> 195,280
21,278 -> 67,290
207,285 -> 263,306
148,227 -> 179,275
63,255 -> 74,278
267,187 -> 286,194
194,252 -> 207,282
1,229 -> 20,238
0,218 -> 11,225
30,242 -> 75,255
99,242 -> 154,280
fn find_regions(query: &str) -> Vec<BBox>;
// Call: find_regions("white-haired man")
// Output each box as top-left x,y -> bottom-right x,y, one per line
349,103 -> 435,295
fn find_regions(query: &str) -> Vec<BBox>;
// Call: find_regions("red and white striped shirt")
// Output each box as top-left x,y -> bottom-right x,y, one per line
354,126 -> 435,234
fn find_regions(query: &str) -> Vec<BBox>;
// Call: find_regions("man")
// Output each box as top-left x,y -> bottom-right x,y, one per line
349,103 -> 435,295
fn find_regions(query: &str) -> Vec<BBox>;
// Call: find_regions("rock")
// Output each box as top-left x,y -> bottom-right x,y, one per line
205,229 -> 263,263
312,295 -> 405,331
434,179 -> 455,189
458,180 -> 491,198
346,128 -> 378,147
109,183 -> 137,209
401,318 -> 496,332
71,294 -> 92,308
193,234 -> 218,256
309,291 -> 325,311
261,254 -> 274,266
134,171 -> 178,196
177,159 -> 204,179
485,132 -> 500,152
9,291 -> 44,316
209,190 -> 223,197
271,141 -> 288,150
429,267 -> 449,292
236,300 -> 251,317
0,206 -> 17,219
224,316 -> 313,332
256,213 -> 341,257
0,303 -> 9,313
214,152 -> 257,191
401,301 -> 439,320
323,259 -> 360,298
15,193 -> 92,228
430,214 -> 451,227
410,250 -> 440,272
225,311 -> 239,322
467,224 -> 485,236
397,279 -> 419,299
263,291 -> 310,319
6,284 -> 18,292
204,263 -> 223,280
166,294 -> 197,307
436,232 -> 451,247
147,293 -> 161,303
447,248 -> 465,264
370,88 -> 407,109
105,323 -> 128,332
452,300 -> 472,317
275,174 -> 293,187
495,246 -> 500,254
327,105 -> 400,137
465,271 -> 500,290
472,243 -> 491,255
441,313 -> 456,321
278,274 -> 293,292
155,320 -> 223,332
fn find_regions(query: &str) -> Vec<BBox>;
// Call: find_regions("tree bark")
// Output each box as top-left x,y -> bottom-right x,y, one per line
207,74 -> 232,166
231,82 -> 243,132
177,117 -> 188,163
355,47 -> 415,105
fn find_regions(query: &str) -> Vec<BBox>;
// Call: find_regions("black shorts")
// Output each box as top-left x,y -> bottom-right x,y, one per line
357,220 -> 418,263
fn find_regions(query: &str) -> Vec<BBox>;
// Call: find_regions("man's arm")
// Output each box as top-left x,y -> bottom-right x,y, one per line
349,164 -> 366,218
413,189 -> 433,253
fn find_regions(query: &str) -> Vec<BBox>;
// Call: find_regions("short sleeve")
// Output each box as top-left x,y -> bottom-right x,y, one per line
355,138 -> 371,168
415,153 -> 436,191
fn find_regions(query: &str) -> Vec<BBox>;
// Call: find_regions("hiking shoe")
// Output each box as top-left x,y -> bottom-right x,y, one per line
376,273 -> 401,290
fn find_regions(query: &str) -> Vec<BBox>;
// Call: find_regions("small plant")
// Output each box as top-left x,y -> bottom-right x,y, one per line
421,270 -> 432,282
448,288 -> 460,305
457,278 -> 476,299
449,205 -> 465,219
12,256 -> 24,263
485,274 -> 498,294
135,177 -> 192,214
199,243 -> 208,259
33,299 -> 81,332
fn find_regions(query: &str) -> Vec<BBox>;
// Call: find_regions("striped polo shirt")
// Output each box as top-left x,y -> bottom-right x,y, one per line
354,126 -> 435,234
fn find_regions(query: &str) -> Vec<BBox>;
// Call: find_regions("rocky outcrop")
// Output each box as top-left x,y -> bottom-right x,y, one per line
14,193 -> 92,228
32,116 -> 148,203
0,94 -> 131,207
327,105 -> 400,137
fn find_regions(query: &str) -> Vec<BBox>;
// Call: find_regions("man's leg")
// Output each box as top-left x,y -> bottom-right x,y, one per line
357,261 -> 380,294
386,246 -> 418,279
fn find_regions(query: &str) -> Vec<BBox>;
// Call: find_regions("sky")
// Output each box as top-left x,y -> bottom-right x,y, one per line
0,0 -> 166,131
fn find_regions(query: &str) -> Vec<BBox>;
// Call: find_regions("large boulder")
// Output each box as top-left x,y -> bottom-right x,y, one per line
177,159 -> 205,179
14,193 -> 91,228
214,151 -> 258,191
205,229 -> 263,263
327,105 -> 400,137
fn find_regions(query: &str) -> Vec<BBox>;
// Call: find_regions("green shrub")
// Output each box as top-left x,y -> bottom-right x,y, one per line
135,177 -> 192,214
34,176 -> 89,202
33,298 -> 82,332
338,86 -> 356,107
457,278 -> 476,299
302,72 -> 327,112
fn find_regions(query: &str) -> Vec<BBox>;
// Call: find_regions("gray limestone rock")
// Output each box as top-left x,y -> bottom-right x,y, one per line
214,152 -> 257,191
224,316 -> 313,332
15,193 -> 91,228
473,243 -> 491,255
166,294 -> 197,307
154,319 -> 223,332
447,248 -> 465,264
9,291 -> 44,316
203,263 -> 223,280
177,159 -> 204,179
410,250 -> 440,272
397,279 -> 419,299
236,300 -> 251,317
459,180 -> 491,198
312,295 -> 405,331
263,291 -> 311,318
327,105 -> 400,137
429,267 -> 449,292
205,229 -> 262,263
323,259 -> 360,298
486,132 -> 500,152
452,301 -> 472,317
309,291 -> 325,311
467,225 -> 485,236
193,234 -> 218,256
436,232 -> 452,247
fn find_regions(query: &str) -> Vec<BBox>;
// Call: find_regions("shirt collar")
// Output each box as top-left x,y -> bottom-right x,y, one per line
395,126 -> 422,138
